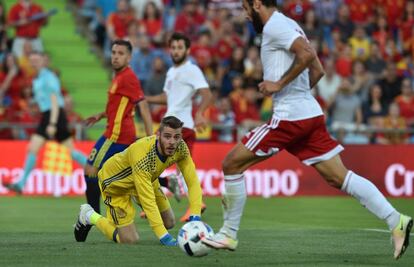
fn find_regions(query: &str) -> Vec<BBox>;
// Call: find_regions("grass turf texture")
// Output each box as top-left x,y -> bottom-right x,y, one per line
1,196 -> 413,267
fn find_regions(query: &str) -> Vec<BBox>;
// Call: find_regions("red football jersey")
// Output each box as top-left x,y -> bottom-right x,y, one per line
104,66 -> 144,144
8,2 -> 45,38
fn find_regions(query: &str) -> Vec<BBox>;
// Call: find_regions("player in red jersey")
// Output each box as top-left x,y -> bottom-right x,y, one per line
74,39 -> 153,242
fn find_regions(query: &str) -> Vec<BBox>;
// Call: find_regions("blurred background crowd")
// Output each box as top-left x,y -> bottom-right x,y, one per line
1,0 -> 414,145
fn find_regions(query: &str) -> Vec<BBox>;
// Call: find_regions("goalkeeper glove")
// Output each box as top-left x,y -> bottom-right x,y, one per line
160,233 -> 177,246
188,215 -> 201,221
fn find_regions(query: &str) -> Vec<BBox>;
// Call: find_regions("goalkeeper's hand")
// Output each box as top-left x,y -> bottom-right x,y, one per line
188,215 -> 201,221
160,233 -> 177,246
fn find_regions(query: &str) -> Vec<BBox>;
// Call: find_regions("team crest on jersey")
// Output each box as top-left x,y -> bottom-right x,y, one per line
116,208 -> 126,218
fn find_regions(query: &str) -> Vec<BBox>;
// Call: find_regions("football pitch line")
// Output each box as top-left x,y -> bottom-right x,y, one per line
360,228 -> 414,236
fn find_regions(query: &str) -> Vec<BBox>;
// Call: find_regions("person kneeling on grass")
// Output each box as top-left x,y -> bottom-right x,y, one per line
74,116 -> 203,245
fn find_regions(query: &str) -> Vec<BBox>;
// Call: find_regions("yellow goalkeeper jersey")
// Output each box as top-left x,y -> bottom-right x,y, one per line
97,135 -> 202,238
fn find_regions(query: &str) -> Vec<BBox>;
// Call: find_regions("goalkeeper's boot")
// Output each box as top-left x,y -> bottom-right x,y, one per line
74,204 -> 94,242
202,231 -> 238,251
392,214 -> 413,260
167,174 -> 181,202
179,202 -> 207,222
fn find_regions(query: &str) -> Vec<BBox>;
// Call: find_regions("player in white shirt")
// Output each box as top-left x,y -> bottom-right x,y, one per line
146,32 -> 212,222
202,0 -> 412,260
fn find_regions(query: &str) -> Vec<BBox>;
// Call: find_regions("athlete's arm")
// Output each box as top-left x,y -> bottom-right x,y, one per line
145,92 -> 167,105
194,88 -> 212,133
136,99 -> 153,136
258,37 -> 317,95
308,56 -> 325,89
177,147 -> 202,216
133,171 -> 169,239
84,111 -> 106,127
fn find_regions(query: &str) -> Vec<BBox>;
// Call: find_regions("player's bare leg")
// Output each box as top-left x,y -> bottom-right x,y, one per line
314,154 -> 413,260
202,142 -> 270,250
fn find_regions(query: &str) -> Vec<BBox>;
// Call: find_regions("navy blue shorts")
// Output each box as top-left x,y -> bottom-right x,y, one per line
87,135 -> 130,170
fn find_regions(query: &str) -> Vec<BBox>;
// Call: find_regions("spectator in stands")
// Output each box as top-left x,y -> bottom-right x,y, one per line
284,0 -> 313,23
89,0 -> 117,48
350,60 -> 374,102
377,103 -> 409,145
130,35 -> 156,90
219,46 -> 245,96
335,44 -> 353,77
214,96 -> 236,143
332,4 -> 354,41
331,78 -> 363,131
314,0 -> 342,26
318,57 -> 341,108
349,26 -> 370,61
191,30 -> 215,74
362,83 -> 387,127
346,0 -> 373,26
399,0 -> 414,53
17,40 -> 34,77
243,46 -> 260,79
174,0 -> 205,41
302,9 -> 323,43
0,53 -> 28,109
106,0 -> 135,41
145,56 -> 166,97
365,42 -> 386,77
394,78 -> 414,127
140,1 -> 163,39
130,0 -> 163,20
378,62 -> 403,106
8,0 -> 47,57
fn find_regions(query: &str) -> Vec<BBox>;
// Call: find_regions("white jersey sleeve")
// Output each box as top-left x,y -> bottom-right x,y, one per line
188,64 -> 209,90
267,16 -> 303,51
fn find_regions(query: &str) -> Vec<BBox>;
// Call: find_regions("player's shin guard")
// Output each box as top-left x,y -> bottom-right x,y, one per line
220,174 -> 246,239
85,176 -> 101,214
96,217 -> 120,243
341,171 -> 400,229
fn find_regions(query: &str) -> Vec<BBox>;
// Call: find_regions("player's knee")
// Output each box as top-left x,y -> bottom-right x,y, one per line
119,233 -> 139,244
222,155 -> 237,174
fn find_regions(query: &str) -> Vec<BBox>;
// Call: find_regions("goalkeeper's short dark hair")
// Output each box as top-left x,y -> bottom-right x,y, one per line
159,116 -> 184,132
111,39 -> 132,53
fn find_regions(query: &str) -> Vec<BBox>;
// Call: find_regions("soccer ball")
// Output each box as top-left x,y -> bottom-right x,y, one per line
177,221 -> 214,257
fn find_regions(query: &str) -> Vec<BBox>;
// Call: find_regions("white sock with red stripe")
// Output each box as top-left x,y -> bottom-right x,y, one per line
341,171 -> 400,230
220,174 -> 247,239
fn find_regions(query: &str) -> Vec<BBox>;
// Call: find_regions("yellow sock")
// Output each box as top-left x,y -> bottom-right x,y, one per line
95,217 -> 120,243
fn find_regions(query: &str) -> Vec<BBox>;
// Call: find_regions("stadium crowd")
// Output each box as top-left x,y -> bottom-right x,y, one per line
2,0 -> 414,145
0,0 -> 83,140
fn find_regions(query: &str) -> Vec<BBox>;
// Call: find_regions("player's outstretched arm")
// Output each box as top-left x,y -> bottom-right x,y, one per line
145,92 -> 167,105
136,99 -> 153,136
84,112 -> 106,127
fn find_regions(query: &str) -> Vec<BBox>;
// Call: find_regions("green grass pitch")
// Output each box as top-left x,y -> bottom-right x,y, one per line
0,196 -> 413,266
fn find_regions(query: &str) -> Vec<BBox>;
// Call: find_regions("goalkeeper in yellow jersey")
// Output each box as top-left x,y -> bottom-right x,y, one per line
74,116 -> 202,246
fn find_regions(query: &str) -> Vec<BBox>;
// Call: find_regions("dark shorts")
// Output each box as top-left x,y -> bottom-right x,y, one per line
87,135 -> 130,170
36,109 -> 71,142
